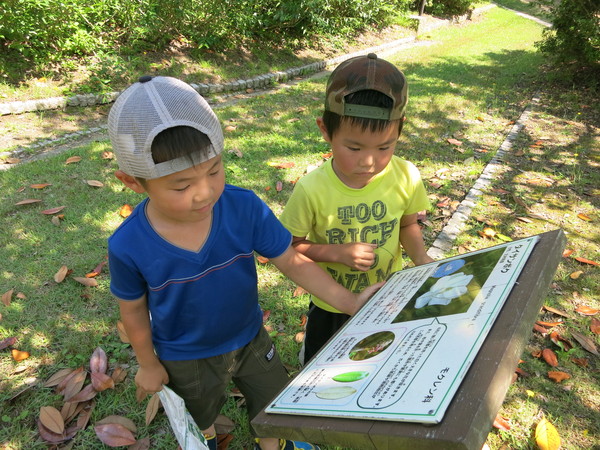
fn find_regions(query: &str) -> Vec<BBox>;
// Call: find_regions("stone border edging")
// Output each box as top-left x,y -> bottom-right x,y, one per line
426,94 -> 540,259
0,37 -> 419,117
0,3 -> 502,117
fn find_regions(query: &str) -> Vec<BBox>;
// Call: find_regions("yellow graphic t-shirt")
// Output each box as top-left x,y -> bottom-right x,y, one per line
280,156 -> 430,313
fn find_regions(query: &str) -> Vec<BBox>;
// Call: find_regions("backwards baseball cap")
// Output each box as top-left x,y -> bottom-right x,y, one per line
325,53 -> 408,121
108,76 -> 224,180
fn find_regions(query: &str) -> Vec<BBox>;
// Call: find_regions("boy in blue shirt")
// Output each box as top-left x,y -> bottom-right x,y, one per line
107,76 -> 382,450
280,54 -> 433,365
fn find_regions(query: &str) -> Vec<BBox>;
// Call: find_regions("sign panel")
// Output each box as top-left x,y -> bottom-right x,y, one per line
267,236 -> 539,423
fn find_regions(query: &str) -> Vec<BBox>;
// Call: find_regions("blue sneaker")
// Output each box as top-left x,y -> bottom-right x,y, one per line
281,440 -> 321,450
254,439 -> 321,450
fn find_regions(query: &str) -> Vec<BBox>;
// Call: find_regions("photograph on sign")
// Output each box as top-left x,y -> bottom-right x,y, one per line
266,235 -> 539,423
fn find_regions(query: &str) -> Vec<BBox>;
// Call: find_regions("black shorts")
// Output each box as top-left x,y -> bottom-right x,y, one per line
160,326 -> 289,433
303,302 -> 350,364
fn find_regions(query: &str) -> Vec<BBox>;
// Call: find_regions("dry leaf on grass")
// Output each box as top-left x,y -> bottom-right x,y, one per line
12,349 -> 30,361
570,330 -> 599,355
547,371 -> 571,383
54,265 -> 70,283
541,348 -> 559,367
575,305 -> 599,316
73,277 -> 98,287
535,418 -> 561,450
44,368 -> 76,388
90,347 -> 108,374
492,414 -> 511,431
96,415 -> 137,433
94,423 -> 136,447
2,289 -> 13,306
145,393 -> 161,425
40,406 -> 65,434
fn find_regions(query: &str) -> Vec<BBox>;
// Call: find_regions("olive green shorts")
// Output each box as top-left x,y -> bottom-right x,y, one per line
160,326 -> 289,432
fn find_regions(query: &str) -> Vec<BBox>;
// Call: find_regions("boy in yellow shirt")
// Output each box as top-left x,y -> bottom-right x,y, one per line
280,54 -> 433,364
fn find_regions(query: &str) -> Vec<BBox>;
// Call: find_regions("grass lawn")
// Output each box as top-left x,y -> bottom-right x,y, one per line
1,5 -> 598,450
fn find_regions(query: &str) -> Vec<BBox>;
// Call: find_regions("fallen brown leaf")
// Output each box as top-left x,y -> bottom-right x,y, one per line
119,204 -> 133,218
91,372 -> 115,392
129,437 -> 150,450
536,320 -> 563,328
575,305 -> 599,316
61,370 -> 87,400
11,349 -> 30,361
54,265 -> 70,283
0,336 -> 17,351
96,415 -> 137,433
90,347 -> 108,374
110,367 -> 128,384
73,277 -> 98,287
570,357 -> 589,368
591,318 -> 600,335
145,393 -> 161,425
492,414 -> 511,431
569,270 -> 583,280
66,383 -> 97,403
94,423 -> 137,447
41,206 -> 66,215
573,256 -> 599,266
547,370 -> 571,383
39,406 -> 65,434
44,368 -> 76,388
571,330 -> 599,355
541,348 -> 558,367
543,305 -> 569,318
15,198 -> 42,206
2,289 -> 13,306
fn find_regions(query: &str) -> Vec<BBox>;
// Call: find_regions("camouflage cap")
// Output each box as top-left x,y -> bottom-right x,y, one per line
325,53 -> 408,121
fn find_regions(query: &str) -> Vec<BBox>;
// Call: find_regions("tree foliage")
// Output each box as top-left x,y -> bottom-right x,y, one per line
0,0 -> 411,71
535,0 -> 600,80
415,0 -> 475,18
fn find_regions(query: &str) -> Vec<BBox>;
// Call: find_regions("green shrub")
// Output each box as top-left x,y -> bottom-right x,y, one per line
0,0 -> 413,76
416,0 -> 475,17
535,0 -> 600,80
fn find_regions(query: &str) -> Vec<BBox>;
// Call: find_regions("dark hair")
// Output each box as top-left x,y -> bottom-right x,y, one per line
151,126 -> 213,163
136,126 -> 213,184
322,90 -> 403,138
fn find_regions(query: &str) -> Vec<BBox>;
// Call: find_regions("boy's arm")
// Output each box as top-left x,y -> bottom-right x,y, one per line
291,236 -> 377,272
118,295 -> 169,393
270,246 -> 383,315
399,213 -> 434,266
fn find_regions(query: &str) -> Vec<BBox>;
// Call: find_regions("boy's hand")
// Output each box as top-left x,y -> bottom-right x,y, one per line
135,361 -> 169,394
339,243 -> 377,271
350,281 -> 385,315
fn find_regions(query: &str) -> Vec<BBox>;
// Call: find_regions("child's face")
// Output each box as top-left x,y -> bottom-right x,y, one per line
318,119 -> 399,189
142,155 -> 225,224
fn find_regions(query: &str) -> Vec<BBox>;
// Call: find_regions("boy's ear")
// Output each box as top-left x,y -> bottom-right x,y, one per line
115,170 -> 146,194
316,117 -> 331,143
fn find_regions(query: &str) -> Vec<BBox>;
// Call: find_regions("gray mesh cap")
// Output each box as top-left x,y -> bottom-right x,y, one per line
108,76 -> 224,179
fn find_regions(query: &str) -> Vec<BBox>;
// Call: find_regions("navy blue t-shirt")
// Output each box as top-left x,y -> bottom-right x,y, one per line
108,185 -> 292,360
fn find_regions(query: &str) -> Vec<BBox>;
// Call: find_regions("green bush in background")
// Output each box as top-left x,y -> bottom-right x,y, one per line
535,0 -> 600,82
416,0 -> 474,17
0,0 -> 412,75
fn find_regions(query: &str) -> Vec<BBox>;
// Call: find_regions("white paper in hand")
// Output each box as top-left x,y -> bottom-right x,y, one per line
158,385 -> 209,449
